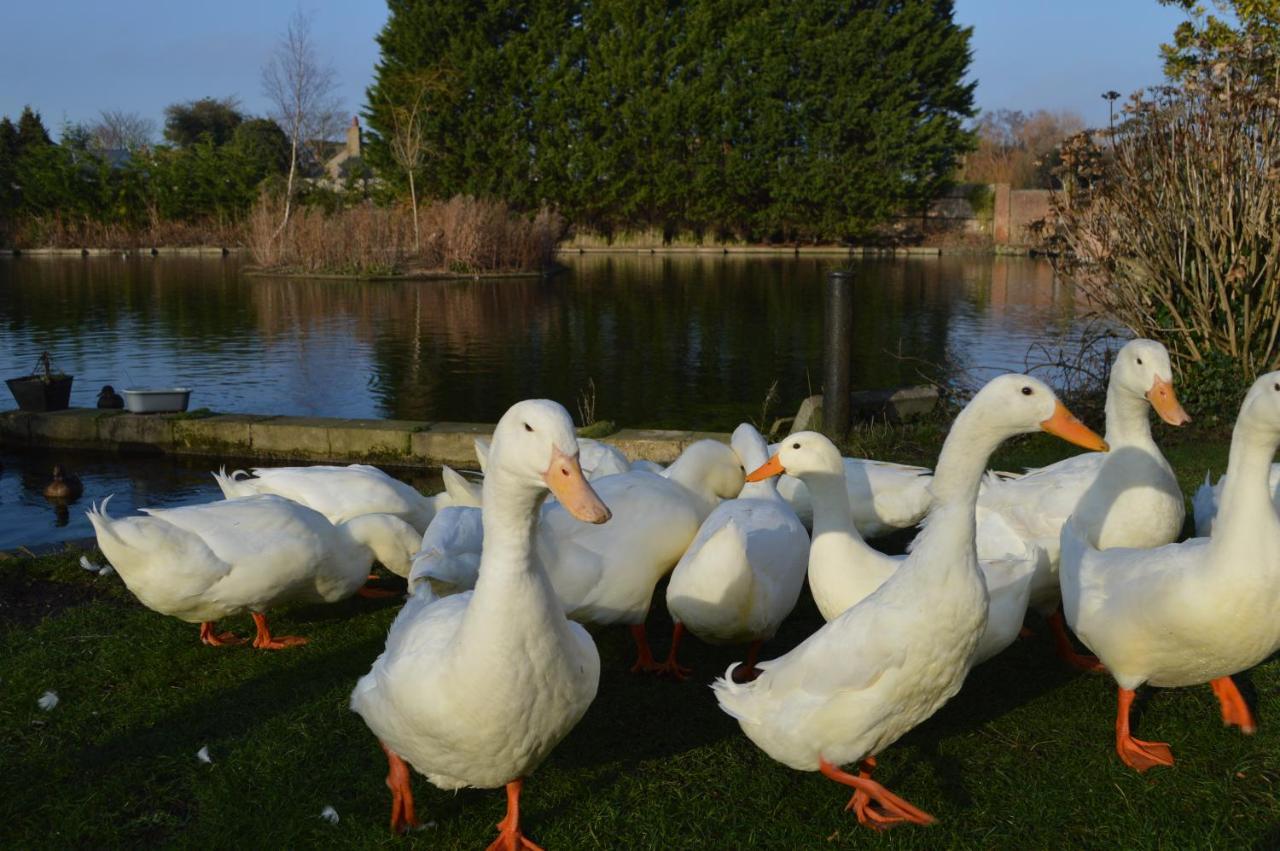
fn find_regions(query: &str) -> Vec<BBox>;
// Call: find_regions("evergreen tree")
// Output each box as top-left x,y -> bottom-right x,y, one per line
163,97 -> 244,147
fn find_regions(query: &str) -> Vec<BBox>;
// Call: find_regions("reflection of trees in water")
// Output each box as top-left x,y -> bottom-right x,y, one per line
1,255 -> 1085,429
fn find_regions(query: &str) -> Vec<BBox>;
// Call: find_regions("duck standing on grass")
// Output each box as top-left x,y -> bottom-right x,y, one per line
972,339 -> 1189,670
714,375 -> 1107,829
660,423 -> 809,681
86,494 -> 421,647
1060,371 -> 1280,772
351,400 -> 610,847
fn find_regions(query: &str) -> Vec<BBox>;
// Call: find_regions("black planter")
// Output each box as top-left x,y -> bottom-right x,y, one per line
6,375 -> 73,411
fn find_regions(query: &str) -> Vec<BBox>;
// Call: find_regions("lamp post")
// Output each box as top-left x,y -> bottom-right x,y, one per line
1102,90 -> 1121,137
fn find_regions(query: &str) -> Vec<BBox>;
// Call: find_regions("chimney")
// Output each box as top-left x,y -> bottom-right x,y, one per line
346,116 -> 361,157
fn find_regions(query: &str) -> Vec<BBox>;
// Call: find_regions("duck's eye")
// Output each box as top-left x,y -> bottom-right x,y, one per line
1021,387 -> 1033,396
1136,357 -> 1143,365
523,423 -> 534,432
792,442 -> 801,450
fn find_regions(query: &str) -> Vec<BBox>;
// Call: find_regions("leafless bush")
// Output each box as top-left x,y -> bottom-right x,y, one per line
1049,41 -> 1280,380
247,192 -> 562,275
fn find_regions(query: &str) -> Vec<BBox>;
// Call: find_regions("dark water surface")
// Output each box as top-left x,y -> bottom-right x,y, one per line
0,252 -> 1095,548
1,253 -> 1090,428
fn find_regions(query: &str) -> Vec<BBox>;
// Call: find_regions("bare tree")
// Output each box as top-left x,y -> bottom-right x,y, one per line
384,69 -> 451,252
91,110 -> 156,151
261,8 -> 343,239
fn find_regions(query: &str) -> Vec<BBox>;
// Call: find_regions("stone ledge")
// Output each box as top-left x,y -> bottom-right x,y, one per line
0,409 -> 731,467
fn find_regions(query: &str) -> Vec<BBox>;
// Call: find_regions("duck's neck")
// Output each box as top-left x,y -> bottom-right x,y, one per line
474,470 -> 545,587
666,456 -> 718,516
930,411 -> 1004,513
805,470 -> 861,540
1103,382 -> 1154,448
1213,415 -> 1280,544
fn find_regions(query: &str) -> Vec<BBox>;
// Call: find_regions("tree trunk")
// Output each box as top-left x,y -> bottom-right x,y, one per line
409,169 -> 419,253
274,135 -> 299,244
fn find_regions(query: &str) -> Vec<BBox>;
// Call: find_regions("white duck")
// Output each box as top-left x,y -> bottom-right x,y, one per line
214,463 -> 438,535
87,494 -> 421,648
972,338 -> 1190,669
535,439 -> 744,671
350,399 -> 609,844
660,423 -> 809,681
1061,371 -> 1280,772
1190,465 -> 1280,536
475,435 -> 630,481
409,505 -> 484,595
772,451 -> 933,538
751,430 -> 1042,667
409,439 -> 744,670
713,375 -> 1107,829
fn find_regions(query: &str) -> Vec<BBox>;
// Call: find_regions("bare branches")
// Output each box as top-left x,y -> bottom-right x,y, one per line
90,110 -> 155,152
383,68 -> 453,251
1048,43 -> 1280,381
261,8 -> 343,237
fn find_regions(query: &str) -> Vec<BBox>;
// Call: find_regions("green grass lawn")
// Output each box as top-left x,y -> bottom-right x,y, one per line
3,429 -> 1279,849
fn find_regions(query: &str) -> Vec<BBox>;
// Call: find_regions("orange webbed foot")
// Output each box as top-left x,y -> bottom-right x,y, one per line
1115,687 -> 1175,772
628,625 -> 662,674
1117,734 -> 1175,772
198,622 -> 245,647
1210,676 -> 1257,734
1048,609 -> 1105,672
485,830 -> 545,851
654,657 -> 692,681
820,757 -> 936,831
250,612 -> 308,650
381,742 -> 421,834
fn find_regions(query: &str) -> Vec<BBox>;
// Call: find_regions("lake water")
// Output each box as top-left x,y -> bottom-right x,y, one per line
0,252 -> 1099,549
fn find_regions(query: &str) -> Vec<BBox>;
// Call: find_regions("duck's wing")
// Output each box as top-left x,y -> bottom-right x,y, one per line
974,452 -> 1104,546
578,439 -> 631,479
141,496 -> 328,567
1191,472 -> 1219,538
247,466 -> 425,523
408,506 -> 484,594
1059,516 -> 1208,637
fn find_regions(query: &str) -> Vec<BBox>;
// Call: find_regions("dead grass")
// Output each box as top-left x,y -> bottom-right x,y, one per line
247,193 -> 564,276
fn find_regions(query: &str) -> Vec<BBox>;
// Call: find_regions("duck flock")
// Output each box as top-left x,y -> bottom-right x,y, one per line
82,338 -> 1280,845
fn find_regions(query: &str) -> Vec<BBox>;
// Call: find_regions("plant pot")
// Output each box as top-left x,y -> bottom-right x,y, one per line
6,375 -> 73,412
122,388 -> 191,414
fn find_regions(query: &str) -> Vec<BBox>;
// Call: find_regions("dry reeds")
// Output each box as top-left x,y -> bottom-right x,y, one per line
247,193 -> 563,276
13,213 -> 241,250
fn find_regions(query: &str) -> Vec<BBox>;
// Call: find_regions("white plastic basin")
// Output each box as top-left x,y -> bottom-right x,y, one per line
123,388 -> 192,414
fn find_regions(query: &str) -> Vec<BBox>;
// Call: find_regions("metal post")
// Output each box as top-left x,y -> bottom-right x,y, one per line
823,269 -> 853,442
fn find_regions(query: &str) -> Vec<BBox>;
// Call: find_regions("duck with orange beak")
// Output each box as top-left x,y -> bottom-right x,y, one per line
971,339 -> 1190,671
714,375 -> 1107,830
351,399 -> 609,848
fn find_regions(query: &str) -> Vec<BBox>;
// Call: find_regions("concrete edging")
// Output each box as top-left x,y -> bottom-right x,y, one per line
0,409 -> 728,467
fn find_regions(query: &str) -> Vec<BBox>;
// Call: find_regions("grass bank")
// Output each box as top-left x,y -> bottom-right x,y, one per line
3,430 -> 1277,848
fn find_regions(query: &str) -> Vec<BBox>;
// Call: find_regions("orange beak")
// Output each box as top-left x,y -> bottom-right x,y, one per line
1146,376 -> 1191,426
746,454 -> 785,482
544,447 -> 611,524
1040,401 -> 1109,452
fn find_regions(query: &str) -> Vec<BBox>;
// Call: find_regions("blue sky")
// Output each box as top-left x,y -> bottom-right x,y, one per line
0,1 -> 1190,138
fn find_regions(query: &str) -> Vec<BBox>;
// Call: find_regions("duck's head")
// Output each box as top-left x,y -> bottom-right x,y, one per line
1112,339 -> 1190,426
1236,371 -> 1280,435
746,430 -> 842,482
668,440 -> 746,499
491,399 -> 611,524
966,374 -> 1109,450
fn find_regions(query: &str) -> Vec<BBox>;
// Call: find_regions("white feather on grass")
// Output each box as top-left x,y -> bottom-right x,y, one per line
196,745 -> 212,764
37,690 -> 58,711
319,806 -> 339,824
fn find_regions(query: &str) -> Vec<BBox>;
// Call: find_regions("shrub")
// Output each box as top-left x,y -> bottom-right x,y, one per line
1049,41 -> 1280,385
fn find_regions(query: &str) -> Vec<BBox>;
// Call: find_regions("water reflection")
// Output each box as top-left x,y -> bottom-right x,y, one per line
1,253 -> 1092,430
